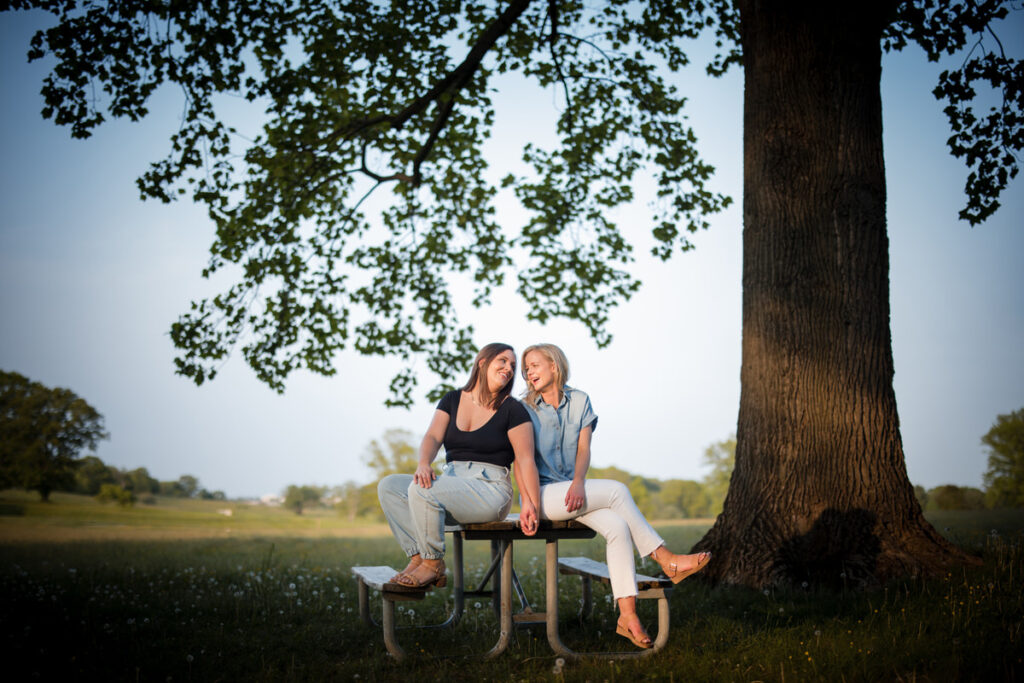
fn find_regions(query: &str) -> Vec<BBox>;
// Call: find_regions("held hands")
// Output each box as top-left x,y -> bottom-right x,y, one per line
564,479 -> 586,513
520,501 -> 539,536
413,463 -> 437,489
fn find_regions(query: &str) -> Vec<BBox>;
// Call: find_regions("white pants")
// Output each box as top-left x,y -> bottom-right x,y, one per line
538,479 -> 664,599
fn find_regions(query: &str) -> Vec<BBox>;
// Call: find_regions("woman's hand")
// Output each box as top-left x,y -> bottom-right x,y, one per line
415,410 -> 448,489
520,500 -> 539,536
565,478 -> 586,513
413,463 -> 436,489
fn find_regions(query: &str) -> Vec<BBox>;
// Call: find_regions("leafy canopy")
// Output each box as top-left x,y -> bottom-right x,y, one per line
6,0 -> 1020,405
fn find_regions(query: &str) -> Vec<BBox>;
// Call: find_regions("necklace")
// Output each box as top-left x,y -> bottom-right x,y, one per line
469,392 -> 487,408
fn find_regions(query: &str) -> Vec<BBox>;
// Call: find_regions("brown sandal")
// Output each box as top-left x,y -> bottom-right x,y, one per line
616,616 -> 652,649
389,560 -> 447,591
659,551 -> 711,584
388,556 -> 423,583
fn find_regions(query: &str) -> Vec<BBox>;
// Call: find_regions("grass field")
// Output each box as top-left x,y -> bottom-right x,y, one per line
1,491 -> 1022,681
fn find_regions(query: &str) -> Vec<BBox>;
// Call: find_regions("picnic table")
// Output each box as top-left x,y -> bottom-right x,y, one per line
353,514 -> 674,661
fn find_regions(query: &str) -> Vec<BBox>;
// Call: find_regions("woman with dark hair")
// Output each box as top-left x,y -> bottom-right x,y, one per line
378,343 -> 541,589
519,343 -> 710,648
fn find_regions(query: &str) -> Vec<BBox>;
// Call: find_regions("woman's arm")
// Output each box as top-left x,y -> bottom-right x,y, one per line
414,409 -> 450,489
564,424 -> 593,512
508,421 -> 540,536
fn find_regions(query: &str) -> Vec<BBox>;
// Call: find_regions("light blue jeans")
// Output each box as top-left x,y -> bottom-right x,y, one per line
378,461 -> 513,560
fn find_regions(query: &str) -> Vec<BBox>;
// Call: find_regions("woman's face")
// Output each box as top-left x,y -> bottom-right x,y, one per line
524,351 -> 557,394
482,350 -> 516,393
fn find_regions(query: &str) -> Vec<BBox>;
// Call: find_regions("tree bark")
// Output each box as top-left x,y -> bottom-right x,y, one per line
694,0 -> 978,588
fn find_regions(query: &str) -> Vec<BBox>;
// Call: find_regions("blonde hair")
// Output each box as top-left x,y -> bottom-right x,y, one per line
521,343 -> 570,407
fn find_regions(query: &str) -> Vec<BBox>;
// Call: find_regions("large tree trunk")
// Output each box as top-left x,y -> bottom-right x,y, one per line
694,0 -> 977,588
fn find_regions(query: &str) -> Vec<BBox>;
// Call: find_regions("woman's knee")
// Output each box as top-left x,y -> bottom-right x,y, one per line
378,473 -> 409,499
603,479 -> 630,503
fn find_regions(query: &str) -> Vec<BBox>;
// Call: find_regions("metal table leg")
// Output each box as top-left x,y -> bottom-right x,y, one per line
545,539 -> 671,659
484,538 -> 514,659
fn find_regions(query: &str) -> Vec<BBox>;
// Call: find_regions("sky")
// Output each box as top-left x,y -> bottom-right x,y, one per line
1,8 -> 1022,500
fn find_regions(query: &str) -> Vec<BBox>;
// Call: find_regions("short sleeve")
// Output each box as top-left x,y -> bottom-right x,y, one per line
506,399 -> 531,430
580,395 -> 598,433
436,390 -> 457,415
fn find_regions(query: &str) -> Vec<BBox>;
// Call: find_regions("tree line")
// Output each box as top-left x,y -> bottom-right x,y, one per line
1,370 -> 221,505
286,417 -> 1024,519
4,370 -> 1021,515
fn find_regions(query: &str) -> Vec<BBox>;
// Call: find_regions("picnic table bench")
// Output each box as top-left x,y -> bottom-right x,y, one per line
352,515 -> 674,660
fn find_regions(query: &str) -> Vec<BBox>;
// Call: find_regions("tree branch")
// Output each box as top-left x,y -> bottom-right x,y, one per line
547,0 -> 574,121
329,0 -> 536,179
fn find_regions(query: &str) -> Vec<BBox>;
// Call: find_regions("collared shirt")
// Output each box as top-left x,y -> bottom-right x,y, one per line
526,386 -> 598,485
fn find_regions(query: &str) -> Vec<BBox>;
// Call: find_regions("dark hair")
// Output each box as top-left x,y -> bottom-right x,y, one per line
462,342 -> 516,409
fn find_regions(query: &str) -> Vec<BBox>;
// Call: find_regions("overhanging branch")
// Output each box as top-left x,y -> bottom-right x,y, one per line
329,0 -> 535,186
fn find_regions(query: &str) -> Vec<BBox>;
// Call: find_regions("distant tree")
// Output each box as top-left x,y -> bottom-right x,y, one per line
356,482 -> 385,520
74,455 -> 117,495
628,475 -> 659,517
158,480 -> 183,497
702,436 -> 736,516
332,481 -> 362,521
0,371 -> 109,501
658,479 -> 712,519
284,485 -> 324,515
363,429 -> 421,479
123,467 -> 159,495
96,483 -> 135,507
177,475 -> 200,498
913,485 -> 929,510
982,408 -> 1024,508
198,488 -> 227,501
927,485 -> 986,511
589,466 -> 633,486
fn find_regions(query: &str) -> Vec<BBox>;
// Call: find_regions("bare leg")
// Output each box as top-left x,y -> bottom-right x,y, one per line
616,596 -> 652,648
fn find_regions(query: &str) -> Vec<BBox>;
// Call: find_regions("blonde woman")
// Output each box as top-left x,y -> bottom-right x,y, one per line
518,343 -> 710,648
378,343 -> 541,589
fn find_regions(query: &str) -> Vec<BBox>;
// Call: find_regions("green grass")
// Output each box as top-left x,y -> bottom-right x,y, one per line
0,490 -> 391,541
1,493 -> 1022,681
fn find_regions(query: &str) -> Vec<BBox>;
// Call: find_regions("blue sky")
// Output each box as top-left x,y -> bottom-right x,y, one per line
1,9 -> 1022,499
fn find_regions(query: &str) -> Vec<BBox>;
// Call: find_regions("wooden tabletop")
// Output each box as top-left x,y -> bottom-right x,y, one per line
452,514 -> 597,540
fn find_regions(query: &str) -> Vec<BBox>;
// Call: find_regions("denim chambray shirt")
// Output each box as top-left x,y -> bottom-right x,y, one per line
526,386 -> 599,485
